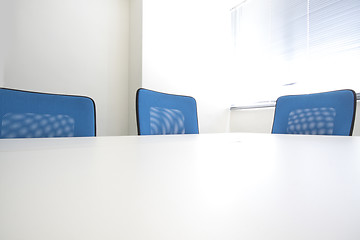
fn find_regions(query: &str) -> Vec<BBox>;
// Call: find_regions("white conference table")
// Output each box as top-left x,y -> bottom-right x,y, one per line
1,133 -> 360,240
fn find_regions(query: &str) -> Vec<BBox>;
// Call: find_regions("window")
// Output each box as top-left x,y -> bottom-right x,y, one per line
230,0 -> 360,106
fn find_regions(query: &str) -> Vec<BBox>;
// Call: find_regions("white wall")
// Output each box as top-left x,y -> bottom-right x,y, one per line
141,0 -> 234,134
0,0 -> 10,86
230,107 -> 275,134
128,0 -> 143,135
1,0 -> 130,136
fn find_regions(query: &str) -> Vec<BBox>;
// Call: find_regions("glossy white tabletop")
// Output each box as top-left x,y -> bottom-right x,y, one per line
1,133 -> 360,240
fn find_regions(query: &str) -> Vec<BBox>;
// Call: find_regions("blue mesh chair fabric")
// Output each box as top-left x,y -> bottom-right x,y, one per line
136,88 -> 199,135
0,88 -> 96,138
272,89 -> 356,136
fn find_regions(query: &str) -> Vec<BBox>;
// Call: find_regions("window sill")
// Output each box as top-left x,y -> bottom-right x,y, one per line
230,101 -> 276,110
231,93 -> 360,111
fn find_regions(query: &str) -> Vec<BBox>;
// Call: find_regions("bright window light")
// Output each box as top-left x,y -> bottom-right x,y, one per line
230,0 -> 360,105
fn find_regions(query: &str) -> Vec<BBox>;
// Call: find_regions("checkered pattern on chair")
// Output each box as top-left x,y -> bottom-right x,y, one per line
149,107 -> 186,135
286,107 -> 336,135
1,113 -> 75,138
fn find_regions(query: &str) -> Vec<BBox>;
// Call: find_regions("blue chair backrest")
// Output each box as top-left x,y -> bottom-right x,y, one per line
272,89 -> 356,136
0,88 -> 96,138
136,88 -> 199,135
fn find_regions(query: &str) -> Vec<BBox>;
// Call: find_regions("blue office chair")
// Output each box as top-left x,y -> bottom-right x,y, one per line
136,88 -> 199,135
0,88 -> 96,138
272,89 -> 357,136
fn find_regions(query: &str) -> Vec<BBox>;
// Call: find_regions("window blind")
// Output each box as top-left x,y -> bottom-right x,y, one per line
231,0 -> 360,104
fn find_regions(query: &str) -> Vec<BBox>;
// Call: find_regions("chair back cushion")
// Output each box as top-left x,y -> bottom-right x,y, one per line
272,89 -> 356,136
136,88 -> 199,135
0,88 -> 96,138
